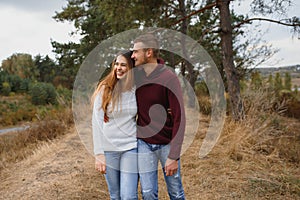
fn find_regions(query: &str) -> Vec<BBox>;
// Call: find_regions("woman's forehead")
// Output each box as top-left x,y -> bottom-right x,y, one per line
115,55 -> 127,63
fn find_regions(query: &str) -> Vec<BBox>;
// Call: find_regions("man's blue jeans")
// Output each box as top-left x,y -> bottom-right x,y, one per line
137,139 -> 185,200
104,148 -> 138,200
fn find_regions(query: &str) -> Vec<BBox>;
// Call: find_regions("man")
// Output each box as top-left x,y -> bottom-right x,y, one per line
131,33 -> 186,200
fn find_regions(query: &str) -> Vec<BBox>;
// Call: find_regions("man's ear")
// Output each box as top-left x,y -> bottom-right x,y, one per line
145,48 -> 153,58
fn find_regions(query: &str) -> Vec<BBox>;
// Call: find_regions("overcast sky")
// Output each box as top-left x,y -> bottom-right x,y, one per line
0,0 -> 78,62
0,0 -> 299,68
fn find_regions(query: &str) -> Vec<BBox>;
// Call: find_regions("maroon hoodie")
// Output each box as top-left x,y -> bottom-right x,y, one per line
135,63 -> 186,160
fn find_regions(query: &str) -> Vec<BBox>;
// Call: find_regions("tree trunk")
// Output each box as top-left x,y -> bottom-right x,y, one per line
217,0 -> 244,120
179,0 -> 196,107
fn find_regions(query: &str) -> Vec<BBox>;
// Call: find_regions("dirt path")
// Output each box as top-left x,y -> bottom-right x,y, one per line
0,127 -> 109,200
0,115 -> 208,200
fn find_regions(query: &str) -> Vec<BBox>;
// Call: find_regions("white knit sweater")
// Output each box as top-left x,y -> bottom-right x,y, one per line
92,87 -> 137,155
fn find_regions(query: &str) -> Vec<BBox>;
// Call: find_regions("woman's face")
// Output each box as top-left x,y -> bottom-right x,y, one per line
114,55 -> 129,80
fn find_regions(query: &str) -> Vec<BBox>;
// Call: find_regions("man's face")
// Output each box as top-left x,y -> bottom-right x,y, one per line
131,42 -> 147,67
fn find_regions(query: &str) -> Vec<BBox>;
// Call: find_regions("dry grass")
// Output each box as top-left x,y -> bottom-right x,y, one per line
0,89 -> 299,199
0,127 -> 107,200
292,77 -> 300,87
0,107 -> 73,170
192,88 -> 300,199
0,115 -> 299,199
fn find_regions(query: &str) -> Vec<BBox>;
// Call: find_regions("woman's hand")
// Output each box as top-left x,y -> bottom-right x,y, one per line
95,154 -> 106,174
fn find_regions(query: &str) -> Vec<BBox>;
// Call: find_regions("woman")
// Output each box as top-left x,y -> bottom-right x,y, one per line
91,50 -> 138,200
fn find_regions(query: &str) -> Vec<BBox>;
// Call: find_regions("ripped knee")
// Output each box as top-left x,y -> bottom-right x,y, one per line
141,189 -> 158,200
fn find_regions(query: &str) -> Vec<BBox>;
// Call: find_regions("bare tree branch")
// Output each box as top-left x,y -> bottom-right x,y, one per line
172,2 -> 217,25
233,17 -> 300,29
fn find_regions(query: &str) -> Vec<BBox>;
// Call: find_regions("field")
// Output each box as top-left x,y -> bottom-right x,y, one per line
0,85 -> 299,199
0,113 -> 299,199
292,77 -> 300,88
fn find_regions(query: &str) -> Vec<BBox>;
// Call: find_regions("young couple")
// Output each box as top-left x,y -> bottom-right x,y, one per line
92,34 -> 186,200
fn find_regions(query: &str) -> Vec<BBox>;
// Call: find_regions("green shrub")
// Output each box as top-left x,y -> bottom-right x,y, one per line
44,83 -> 57,105
29,82 -> 57,105
8,102 -> 18,112
30,83 -> 47,105
195,81 -> 209,96
56,85 -> 72,105
19,78 -> 31,92
1,82 -> 11,96
8,75 -> 22,92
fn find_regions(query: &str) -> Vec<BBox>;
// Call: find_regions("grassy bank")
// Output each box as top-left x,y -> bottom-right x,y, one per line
0,93 -> 73,170
0,94 -> 72,128
0,106 -> 73,170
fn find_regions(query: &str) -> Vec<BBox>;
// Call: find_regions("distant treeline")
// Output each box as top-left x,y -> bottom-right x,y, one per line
0,53 -> 72,105
256,65 -> 300,77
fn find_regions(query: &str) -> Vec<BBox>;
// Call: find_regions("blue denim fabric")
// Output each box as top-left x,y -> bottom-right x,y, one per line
104,148 -> 138,200
137,139 -> 185,200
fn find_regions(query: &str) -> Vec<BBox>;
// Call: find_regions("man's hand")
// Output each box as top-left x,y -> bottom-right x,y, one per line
104,114 -> 109,123
95,154 -> 106,174
164,158 -> 178,176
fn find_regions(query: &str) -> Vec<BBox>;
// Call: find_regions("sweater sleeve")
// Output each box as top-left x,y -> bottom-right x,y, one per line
92,91 -> 105,155
167,76 -> 186,160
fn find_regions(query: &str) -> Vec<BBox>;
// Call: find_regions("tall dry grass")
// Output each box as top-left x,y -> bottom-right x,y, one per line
224,88 -> 299,163
0,107 -> 73,170
192,87 -> 300,198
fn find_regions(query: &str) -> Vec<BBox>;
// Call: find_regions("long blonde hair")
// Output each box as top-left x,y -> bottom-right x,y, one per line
91,51 -> 134,115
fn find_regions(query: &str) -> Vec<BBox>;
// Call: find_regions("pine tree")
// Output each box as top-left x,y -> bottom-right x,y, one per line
284,72 -> 292,91
274,72 -> 283,95
250,71 -> 263,90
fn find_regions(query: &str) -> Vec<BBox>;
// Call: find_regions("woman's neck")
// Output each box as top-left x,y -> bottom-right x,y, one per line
117,80 -> 132,92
